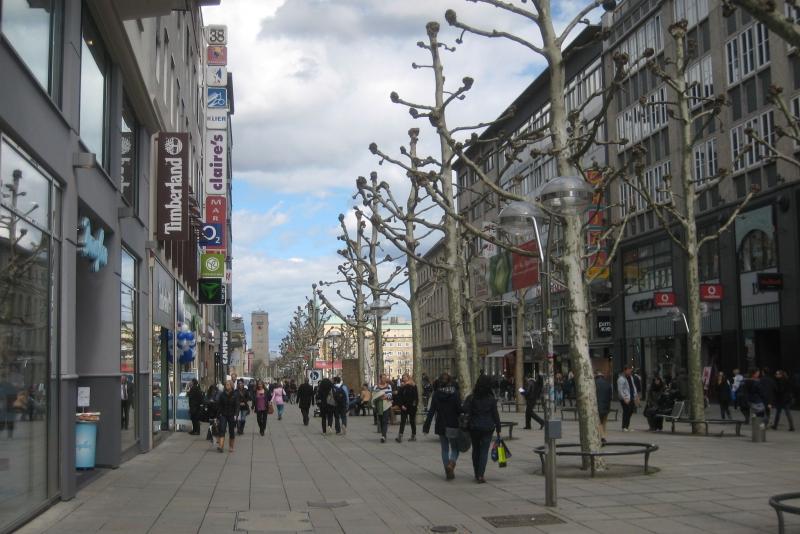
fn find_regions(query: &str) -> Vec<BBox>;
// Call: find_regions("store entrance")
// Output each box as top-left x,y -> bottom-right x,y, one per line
151,326 -> 174,433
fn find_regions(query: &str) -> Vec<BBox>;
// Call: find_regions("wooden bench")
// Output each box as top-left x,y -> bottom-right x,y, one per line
561,406 -> 618,421
769,492 -> 800,534
499,421 -> 518,440
668,418 -> 745,436
533,441 -> 659,478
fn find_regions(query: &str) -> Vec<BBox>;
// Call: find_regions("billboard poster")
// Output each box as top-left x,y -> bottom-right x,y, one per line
585,170 -> 609,280
488,250 -> 511,296
205,130 -> 227,195
511,240 -> 539,290
155,132 -> 189,241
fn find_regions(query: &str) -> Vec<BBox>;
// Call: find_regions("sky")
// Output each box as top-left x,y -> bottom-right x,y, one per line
200,0 -> 594,351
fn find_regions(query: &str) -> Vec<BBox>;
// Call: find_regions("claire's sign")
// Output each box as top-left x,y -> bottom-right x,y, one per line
156,133 -> 189,241
205,131 -> 227,195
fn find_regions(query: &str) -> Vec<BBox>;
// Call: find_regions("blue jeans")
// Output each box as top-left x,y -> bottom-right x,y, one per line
439,434 -> 459,467
276,404 -> 284,418
470,430 -> 493,478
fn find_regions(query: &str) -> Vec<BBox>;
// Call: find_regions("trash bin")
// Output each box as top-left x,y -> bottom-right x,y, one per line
76,412 -> 101,469
751,416 -> 767,443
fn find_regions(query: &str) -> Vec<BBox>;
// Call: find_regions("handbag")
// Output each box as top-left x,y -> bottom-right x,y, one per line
268,402 -> 275,415
456,429 -> 472,453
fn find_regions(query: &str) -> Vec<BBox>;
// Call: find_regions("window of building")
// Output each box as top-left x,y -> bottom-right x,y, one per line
1,0 -> 61,96
697,226 -> 720,281
687,55 -> 714,108
738,229 -> 776,272
121,249 -> 137,448
674,0 -> 709,29
120,100 -> 138,208
726,23 -> 770,86
623,241 -> 672,293
731,110 -> 775,172
80,10 -> 109,167
693,138 -> 718,184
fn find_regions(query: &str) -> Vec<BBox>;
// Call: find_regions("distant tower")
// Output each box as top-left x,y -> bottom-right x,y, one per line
251,310 -> 269,367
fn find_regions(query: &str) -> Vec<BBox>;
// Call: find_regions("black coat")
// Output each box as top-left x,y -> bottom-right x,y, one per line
188,385 -> 204,414
760,375 -> 777,404
217,390 -> 239,418
297,383 -> 314,409
423,386 -> 461,436
396,384 -> 418,409
465,394 -> 501,433
595,376 -> 612,415
775,376 -> 794,405
524,377 -> 543,406
714,380 -> 731,403
316,378 -> 333,406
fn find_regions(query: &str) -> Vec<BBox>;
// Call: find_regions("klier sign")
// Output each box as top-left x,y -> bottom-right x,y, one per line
156,132 -> 189,241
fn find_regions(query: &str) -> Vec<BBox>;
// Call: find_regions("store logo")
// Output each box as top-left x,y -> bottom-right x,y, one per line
77,217 -> 108,272
163,136 -> 183,156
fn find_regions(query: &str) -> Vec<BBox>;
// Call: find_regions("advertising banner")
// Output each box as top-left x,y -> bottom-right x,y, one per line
313,360 -> 343,370
155,132 -> 189,241
511,240 -> 539,290
200,252 -> 225,278
205,130 -> 227,195
488,250 -> 511,296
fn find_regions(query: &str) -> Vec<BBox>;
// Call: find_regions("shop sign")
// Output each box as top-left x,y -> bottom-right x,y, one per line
77,216 -> 108,272
206,65 -> 227,86
205,196 -> 226,224
481,221 -> 497,258
205,25 -> 228,45
740,269 -> 780,307
222,332 -> 229,362
511,240 -> 539,290
596,316 -> 612,337
207,45 -> 227,65
205,130 -> 227,194
206,109 -> 228,130
653,291 -> 675,308
198,278 -> 226,304
313,360 -> 343,370
155,132 -> 189,241
200,252 -> 225,278
470,257 -> 488,298
700,283 -> 724,301
631,297 -> 657,313
207,87 -> 228,109
199,223 -> 224,249
757,272 -> 783,291
120,131 -> 134,203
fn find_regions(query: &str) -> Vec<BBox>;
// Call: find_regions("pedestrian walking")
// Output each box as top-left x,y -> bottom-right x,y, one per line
235,379 -> 251,435
644,376 -> 665,431
205,384 -> 219,443
554,373 -> 564,406
373,374 -> 393,442
272,383 -> 286,420
772,369 -> 795,431
564,371 -> 575,407
617,365 -> 639,431
187,379 -> 203,435
744,368 -> 769,425
216,380 -> 238,452
595,371 -> 612,443
316,377 -> 335,434
714,372 -> 732,419
253,380 -> 272,436
523,375 -> 544,430
463,374 -> 501,483
761,367 -> 777,422
422,373 -> 462,480
395,373 -> 418,442
332,376 -> 349,434
296,379 -> 314,426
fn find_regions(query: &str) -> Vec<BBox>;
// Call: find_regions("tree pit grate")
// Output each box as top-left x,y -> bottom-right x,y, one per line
483,513 -> 565,528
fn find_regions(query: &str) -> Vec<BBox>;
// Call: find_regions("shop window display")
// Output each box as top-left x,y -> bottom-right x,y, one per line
120,250 -> 136,449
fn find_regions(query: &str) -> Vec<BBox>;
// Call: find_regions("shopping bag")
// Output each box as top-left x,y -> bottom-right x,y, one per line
491,437 -> 500,462
268,403 -> 275,415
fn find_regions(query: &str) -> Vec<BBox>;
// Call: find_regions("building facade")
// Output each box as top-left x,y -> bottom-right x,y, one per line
418,239 -> 456,378
0,1 -> 229,531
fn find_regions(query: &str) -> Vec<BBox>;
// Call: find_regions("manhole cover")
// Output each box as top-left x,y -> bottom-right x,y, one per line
430,527 -> 458,533
236,511 -> 312,532
483,514 -> 565,528
307,500 -> 349,509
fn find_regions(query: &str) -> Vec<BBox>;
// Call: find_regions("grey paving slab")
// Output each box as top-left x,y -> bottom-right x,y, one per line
13,403 -> 800,533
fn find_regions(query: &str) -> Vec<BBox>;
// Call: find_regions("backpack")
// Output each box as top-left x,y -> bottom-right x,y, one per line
326,389 -> 337,407
333,387 -> 347,408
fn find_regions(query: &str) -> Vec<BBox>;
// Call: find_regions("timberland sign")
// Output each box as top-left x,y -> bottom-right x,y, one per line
156,132 -> 189,241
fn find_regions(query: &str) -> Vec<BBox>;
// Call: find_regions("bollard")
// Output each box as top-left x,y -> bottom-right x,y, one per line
751,416 -> 766,442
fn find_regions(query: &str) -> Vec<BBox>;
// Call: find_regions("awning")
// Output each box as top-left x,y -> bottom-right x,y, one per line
485,349 -> 516,359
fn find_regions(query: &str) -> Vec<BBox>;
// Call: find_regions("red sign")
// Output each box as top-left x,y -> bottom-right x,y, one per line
700,284 -> 723,301
653,292 -> 676,308
511,240 -> 539,290
207,45 -> 227,66
205,196 -> 226,224
313,360 -> 343,370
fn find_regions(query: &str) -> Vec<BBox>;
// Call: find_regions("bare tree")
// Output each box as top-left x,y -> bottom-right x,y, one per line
724,0 -> 800,50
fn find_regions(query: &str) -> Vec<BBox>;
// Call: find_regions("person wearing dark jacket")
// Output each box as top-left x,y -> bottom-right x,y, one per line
235,379 -> 251,435
645,377 -> 665,431
523,375 -> 545,430
714,372 -> 732,419
423,373 -> 462,480
216,380 -> 239,452
187,379 -> 204,435
316,377 -> 335,434
744,368 -> 768,424
296,380 -> 314,426
595,372 -> 612,443
464,375 -> 501,483
252,380 -> 272,436
205,385 -> 219,442
395,373 -> 418,443
761,367 -> 777,421
772,370 -> 795,431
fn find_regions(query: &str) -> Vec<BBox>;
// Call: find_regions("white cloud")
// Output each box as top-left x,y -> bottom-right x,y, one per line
232,204 -> 290,244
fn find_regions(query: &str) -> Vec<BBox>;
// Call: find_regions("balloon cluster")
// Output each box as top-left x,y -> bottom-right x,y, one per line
177,323 -> 196,364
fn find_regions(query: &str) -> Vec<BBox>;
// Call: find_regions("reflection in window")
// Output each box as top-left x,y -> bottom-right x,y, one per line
80,12 -> 108,166
623,241 -> 673,293
121,249 -> 136,447
738,229 -> 775,272
0,141 -> 51,230
1,0 -> 57,92
120,101 -> 138,207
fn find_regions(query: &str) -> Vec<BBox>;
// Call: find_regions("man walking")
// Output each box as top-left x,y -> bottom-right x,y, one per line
595,371 -> 612,443
120,375 -> 133,430
523,375 -> 544,430
187,378 -> 204,435
617,365 -> 639,431
297,379 -> 314,426
332,377 -> 349,435
316,377 -> 335,434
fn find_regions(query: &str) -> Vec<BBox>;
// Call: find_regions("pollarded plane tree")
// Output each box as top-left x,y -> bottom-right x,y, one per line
723,0 -> 800,50
279,299 -> 330,377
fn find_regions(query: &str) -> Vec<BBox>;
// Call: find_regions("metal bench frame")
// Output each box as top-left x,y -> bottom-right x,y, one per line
770,492 -> 800,534
533,441 -> 659,478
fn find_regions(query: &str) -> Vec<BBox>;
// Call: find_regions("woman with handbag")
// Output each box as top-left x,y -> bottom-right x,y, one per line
253,380 -> 272,436
272,382 -> 286,421
373,374 -> 393,443
464,374 -> 501,483
422,373 -> 462,480
395,373 -> 418,443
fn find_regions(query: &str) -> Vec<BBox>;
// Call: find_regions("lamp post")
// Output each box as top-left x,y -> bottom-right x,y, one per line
499,175 -> 593,508
369,298 -> 392,383
326,330 -> 341,379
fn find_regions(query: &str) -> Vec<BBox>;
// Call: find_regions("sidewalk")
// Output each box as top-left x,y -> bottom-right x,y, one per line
17,403 -> 800,533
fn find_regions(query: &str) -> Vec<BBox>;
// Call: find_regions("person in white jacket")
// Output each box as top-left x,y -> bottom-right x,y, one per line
617,365 -> 640,431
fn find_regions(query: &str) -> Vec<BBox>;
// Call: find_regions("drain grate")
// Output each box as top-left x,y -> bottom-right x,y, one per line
307,500 -> 349,509
235,511 -> 312,532
430,527 -> 458,533
483,513 -> 565,528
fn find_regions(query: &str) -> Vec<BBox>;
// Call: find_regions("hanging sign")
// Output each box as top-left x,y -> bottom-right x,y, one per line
206,65 -> 227,87
198,278 -> 226,305
205,196 -> 226,224
207,45 -> 227,65
700,284 -> 724,301
200,252 -> 225,278
205,25 -> 228,45
155,132 -> 189,241
207,87 -> 228,109
77,217 -> 108,272
205,130 -> 227,195
653,291 -> 676,308
206,109 -> 228,130
199,223 -> 224,249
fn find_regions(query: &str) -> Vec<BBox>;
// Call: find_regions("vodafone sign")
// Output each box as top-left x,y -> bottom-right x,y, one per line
653,292 -> 676,308
700,284 -> 724,301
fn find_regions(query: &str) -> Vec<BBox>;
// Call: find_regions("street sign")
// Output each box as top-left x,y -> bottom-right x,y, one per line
206,65 -> 227,87
207,87 -> 228,109
306,369 -> 321,385
205,25 -> 228,45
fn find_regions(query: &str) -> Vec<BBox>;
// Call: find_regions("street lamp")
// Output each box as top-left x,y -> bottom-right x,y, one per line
326,329 -> 341,379
369,298 -> 392,383
498,175 -> 593,508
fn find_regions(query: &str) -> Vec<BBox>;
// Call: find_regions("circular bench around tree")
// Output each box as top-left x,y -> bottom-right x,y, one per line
533,441 -> 659,478
769,492 -> 800,534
